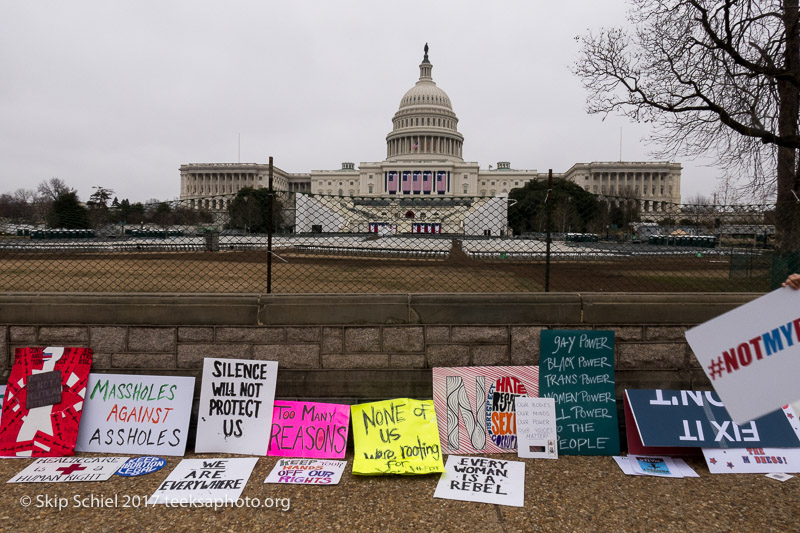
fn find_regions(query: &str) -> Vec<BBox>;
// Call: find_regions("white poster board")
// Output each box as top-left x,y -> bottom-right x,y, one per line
685,287 -> 800,424
76,373 -> 194,456
7,457 -> 129,483
433,455 -> 525,507
264,458 -> 347,485
702,447 -> 800,474
195,358 -> 278,455
147,457 -> 258,505
515,397 -> 558,459
612,456 -> 698,478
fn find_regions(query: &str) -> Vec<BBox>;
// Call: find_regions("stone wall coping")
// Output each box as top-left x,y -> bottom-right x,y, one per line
0,292 -> 764,326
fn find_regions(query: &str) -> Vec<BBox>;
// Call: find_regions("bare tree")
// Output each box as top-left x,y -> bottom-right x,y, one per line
37,178 -> 73,202
575,0 -> 800,252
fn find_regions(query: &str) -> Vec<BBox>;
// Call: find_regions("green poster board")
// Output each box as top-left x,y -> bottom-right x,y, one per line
538,330 -> 620,455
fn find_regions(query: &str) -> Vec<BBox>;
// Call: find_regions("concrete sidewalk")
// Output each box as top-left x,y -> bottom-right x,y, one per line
0,452 -> 795,532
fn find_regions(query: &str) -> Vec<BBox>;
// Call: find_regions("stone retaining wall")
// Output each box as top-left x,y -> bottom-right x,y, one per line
0,292 -> 759,404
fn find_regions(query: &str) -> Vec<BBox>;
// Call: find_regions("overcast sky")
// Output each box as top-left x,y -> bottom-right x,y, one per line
0,0 -> 724,204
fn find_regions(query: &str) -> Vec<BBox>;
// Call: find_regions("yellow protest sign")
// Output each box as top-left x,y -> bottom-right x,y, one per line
351,398 -> 444,475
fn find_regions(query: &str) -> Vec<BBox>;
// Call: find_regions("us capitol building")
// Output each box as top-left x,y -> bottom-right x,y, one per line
179,45 -> 682,234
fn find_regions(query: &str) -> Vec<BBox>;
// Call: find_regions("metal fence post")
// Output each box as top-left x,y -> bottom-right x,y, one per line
267,156 -> 273,294
545,169 -> 552,292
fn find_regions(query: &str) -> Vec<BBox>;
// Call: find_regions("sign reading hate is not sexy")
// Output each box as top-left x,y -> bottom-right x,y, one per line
351,398 -> 444,475
196,358 -> 278,455
76,374 -> 194,456
432,366 -> 539,455
538,330 -> 619,455
268,401 -> 350,459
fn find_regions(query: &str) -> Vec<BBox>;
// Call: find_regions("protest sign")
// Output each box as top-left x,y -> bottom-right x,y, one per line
0,347 -> 92,457
515,397 -> 557,459
434,455 -> 525,507
630,455 -> 684,477
115,456 -> 167,477
351,398 -> 444,475
685,287 -> 800,424
148,457 -> 258,505
8,457 -> 129,483
268,401 -> 350,459
623,394 -> 699,457
612,456 -> 698,478
264,458 -> 347,485
432,366 -> 539,455
626,389 -> 800,448
702,447 -> 800,474
195,358 -> 278,455
76,373 -> 194,456
539,330 -> 619,456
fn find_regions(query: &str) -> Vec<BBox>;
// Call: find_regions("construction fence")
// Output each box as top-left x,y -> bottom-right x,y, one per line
0,185 -> 797,294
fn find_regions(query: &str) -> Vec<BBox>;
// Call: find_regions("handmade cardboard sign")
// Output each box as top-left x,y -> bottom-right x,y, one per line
195,358 -> 278,455
432,366 -> 539,455
264,458 -> 347,485
268,401 -> 350,459
685,287 -> 800,424
539,330 -> 619,456
702,447 -> 800,474
0,347 -> 92,457
515,397 -> 557,459
115,456 -> 167,477
76,373 -> 195,456
7,456 -> 129,483
434,455 -> 525,507
351,398 -> 444,475
626,389 -> 800,448
148,457 -> 258,505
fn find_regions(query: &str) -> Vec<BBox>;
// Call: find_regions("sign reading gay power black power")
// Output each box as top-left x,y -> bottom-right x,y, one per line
539,331 -> 619,455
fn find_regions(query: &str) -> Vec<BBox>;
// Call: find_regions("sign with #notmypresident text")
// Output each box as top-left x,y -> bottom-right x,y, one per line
685,287 -> 800,425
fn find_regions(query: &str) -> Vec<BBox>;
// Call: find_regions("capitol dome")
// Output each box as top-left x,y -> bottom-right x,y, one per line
386,44 -> 464,162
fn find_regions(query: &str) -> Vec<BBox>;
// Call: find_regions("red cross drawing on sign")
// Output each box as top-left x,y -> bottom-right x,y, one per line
56,464 -> 86,476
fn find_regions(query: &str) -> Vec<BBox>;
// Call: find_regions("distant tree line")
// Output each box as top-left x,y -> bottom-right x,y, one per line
0,178 -> 213,229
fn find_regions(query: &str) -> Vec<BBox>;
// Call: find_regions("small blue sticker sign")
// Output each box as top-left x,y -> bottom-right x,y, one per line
115,456 -> 167,477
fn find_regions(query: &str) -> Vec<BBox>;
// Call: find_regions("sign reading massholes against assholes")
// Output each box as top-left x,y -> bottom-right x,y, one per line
538,330 -> 620,455
195,358 -> 278,455
351,398 -> 444,475
76,373 -> 195,456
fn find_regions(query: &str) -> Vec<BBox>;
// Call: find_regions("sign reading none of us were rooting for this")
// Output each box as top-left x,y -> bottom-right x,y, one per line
538,330 -> 620,455
195,358 -> 278,455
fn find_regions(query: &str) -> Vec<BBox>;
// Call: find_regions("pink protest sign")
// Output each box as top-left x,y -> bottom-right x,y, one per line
267,401 -> 350,459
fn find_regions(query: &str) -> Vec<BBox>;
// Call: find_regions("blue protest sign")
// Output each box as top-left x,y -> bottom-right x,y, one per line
115,456 -> 167,477
626,389 -> 800,448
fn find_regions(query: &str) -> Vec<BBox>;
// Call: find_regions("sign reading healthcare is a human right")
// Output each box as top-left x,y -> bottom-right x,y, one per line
685,287 -> 800,424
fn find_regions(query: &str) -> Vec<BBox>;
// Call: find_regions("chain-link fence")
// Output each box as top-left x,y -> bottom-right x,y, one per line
1,183 -> 797,293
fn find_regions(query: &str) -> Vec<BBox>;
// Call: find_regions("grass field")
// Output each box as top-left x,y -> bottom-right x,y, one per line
0,249 -> 771,293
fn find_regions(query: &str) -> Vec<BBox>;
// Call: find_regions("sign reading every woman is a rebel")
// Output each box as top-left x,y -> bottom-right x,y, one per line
195,358 -> 278,455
